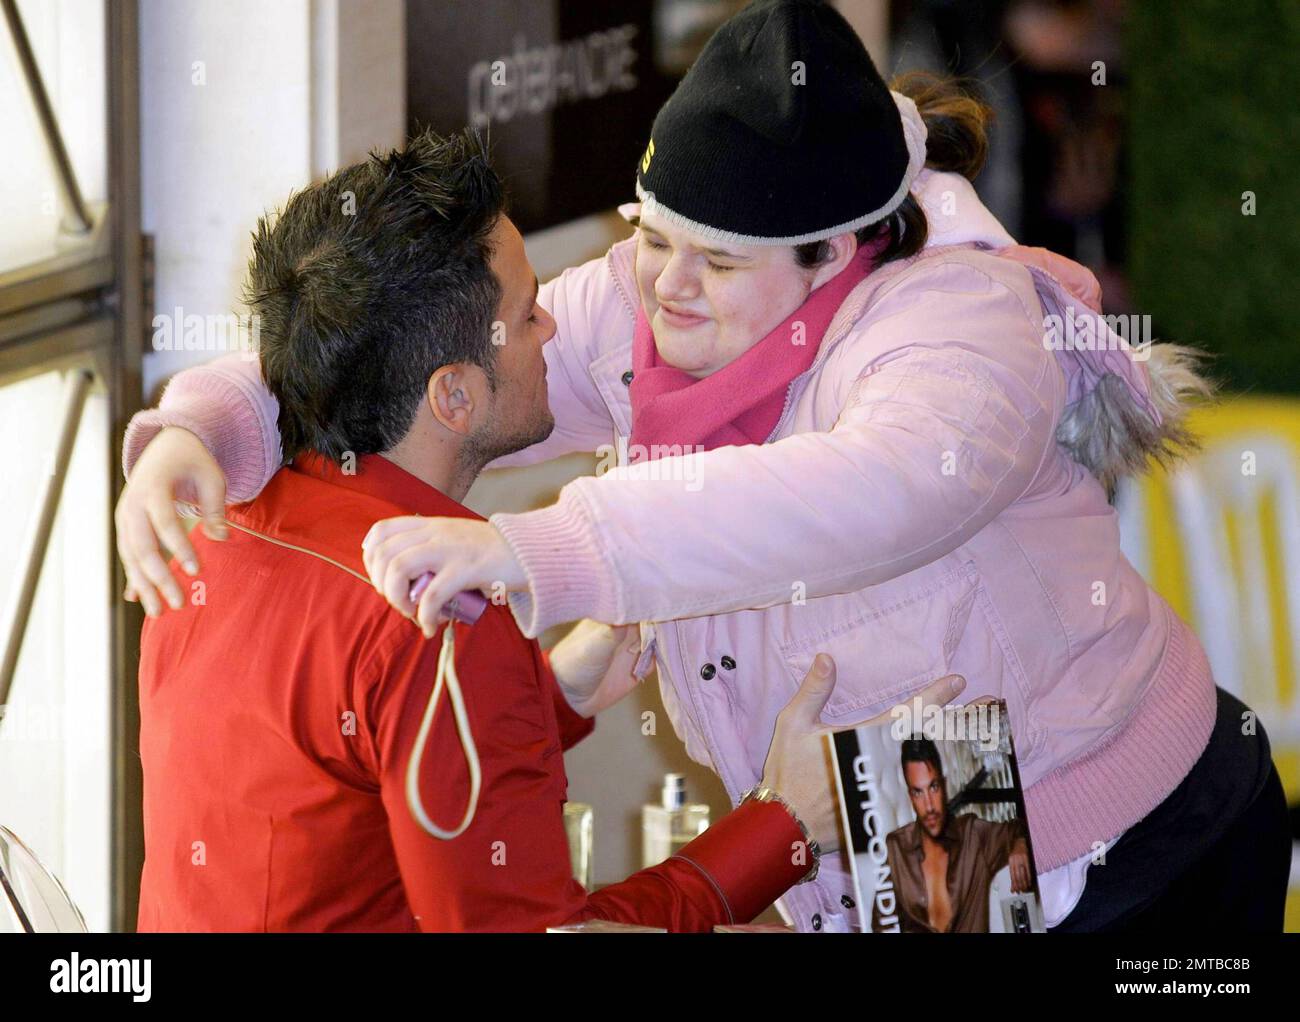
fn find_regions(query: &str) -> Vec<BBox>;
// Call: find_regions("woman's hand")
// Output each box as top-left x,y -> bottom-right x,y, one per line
546,620 -> 643,718
760,655 -> 967,855
362,516 -> 527,637
115,426 -> 229,616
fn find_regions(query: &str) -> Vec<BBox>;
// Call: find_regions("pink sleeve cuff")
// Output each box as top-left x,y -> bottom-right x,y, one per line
489,488 -> 622,638
121,357 -> 282,504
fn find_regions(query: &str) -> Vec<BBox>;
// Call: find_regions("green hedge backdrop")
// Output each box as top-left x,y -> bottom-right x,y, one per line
1127,0 -> 1300,394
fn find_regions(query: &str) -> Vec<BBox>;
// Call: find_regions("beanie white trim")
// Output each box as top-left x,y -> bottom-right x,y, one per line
630,90 -> 929,247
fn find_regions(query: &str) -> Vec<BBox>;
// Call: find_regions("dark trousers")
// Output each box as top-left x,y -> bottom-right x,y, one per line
1050,687 -> 1293,933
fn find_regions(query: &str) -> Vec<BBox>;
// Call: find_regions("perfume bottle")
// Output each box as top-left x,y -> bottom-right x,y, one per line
641,774 -> 709,867
563,802 -> 594,890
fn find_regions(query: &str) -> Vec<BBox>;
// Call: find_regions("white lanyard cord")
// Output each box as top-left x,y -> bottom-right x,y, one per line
404,623 -> 482,840
178,506 -> 483,841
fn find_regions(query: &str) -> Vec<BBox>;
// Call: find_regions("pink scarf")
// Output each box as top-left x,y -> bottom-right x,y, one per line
628,234 -> 889,461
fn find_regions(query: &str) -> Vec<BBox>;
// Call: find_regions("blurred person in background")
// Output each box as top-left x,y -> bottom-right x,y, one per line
1004,0 -> 1130,308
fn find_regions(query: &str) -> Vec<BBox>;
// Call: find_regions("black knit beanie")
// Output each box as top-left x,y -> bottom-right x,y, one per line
633,0 -> 927,245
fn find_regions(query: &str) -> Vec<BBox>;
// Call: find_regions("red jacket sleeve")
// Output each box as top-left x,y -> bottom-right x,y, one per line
366,617 -> 807,932
566,798 -> 809,930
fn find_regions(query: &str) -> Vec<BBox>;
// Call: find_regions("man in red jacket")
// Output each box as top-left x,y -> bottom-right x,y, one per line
133,128 -> 879,931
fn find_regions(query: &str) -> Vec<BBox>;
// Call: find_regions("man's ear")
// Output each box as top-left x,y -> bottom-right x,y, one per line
809,231 -> 859,289
427,364 -> 483,436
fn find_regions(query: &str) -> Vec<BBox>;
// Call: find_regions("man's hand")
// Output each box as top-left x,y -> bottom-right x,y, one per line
1008,838 -> 1033,893
115,427 -> 228,616
362,516 -> 526,636
547,620 -> 643,718
760,657 -> 968,856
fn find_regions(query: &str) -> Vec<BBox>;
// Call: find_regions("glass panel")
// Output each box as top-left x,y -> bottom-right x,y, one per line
0,0 -> 107,273
0,369 -> 111,931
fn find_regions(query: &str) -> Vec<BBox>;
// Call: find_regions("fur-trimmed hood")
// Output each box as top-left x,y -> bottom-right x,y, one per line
997,245 -> 1213,497
915,170 -> 1214,497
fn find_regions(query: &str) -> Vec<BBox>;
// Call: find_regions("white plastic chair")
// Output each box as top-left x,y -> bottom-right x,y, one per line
0,825 -> 87,933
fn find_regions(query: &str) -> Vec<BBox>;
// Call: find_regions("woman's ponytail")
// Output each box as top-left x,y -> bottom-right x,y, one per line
890,70 -> 992,183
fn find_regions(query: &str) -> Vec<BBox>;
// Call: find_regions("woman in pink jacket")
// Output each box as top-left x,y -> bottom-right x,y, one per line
117,0 -> 1289,932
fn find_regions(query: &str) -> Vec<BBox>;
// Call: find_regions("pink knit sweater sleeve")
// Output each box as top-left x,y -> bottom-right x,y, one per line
488,260 -> 1058,638
122,353 -> 282,504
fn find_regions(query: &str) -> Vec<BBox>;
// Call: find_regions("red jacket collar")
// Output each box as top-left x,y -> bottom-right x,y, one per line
291,451 -> 483,521
224,452 -> 482,584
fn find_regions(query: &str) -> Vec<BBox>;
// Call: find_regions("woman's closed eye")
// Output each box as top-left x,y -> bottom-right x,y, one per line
643,236 -> 736,272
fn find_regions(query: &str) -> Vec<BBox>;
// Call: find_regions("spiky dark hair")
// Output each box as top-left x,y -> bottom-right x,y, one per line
244,127 -> 505,463
900,737 -> 943,777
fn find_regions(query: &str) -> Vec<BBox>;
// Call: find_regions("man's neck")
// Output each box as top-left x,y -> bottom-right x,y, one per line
381,419 -> 476,503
